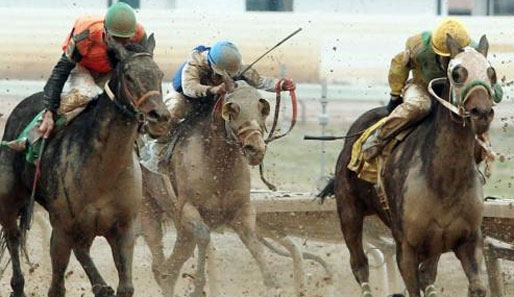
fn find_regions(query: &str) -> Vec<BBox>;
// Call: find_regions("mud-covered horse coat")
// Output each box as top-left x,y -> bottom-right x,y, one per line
0,36 -> 171,297
319,35 -> 495,297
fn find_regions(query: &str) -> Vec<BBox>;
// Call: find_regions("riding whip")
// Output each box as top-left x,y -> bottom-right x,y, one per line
239,27 -> 303,76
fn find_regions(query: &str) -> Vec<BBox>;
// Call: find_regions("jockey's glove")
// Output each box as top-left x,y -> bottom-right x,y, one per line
386,95 -> 403,113
43,53 -> 77,113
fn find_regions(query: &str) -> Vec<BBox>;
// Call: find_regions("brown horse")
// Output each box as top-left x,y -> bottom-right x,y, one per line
139,78 -> 282,297
0,36 -> 171,297
318,35 -> 495,297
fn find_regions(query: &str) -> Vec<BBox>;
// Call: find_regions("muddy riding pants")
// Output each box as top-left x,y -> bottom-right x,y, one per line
378,82 -> 432,140
58,65 -> 109,122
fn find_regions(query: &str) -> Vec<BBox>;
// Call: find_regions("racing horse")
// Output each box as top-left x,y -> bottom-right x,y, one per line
140,77 -> 296,297
0,35 -> 171,297
319,35 -> 495,297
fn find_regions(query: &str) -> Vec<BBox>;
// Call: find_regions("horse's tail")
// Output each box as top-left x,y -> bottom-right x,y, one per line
316,177 -> 335,204
18,204 -> 33,267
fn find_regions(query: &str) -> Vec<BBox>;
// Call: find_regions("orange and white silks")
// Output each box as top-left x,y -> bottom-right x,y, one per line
61,15 -> 145,74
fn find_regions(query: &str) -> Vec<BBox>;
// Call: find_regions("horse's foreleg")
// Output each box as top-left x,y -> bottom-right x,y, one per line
3,221 -> 25,297
73,242 -> 114,297
230,203 -> 280,294
419,256 -> 439,297
139,206 -> 166,287
161,231 -> 196,297
48,229 -> 72,297
190,224 -> 210,297
160,202 -> 200,297
106,224 -> 136,297
454,231 -> 487,297
396,242 -> 421,297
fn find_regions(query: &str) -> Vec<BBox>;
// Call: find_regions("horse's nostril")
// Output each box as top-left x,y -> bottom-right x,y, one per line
488,109 -> 494,118
244,145 -> 258,155
470,108 -> 480,117
148,110 -> 160,121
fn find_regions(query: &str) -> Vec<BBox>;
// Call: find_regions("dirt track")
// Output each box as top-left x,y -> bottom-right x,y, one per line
0,95 -> 513,297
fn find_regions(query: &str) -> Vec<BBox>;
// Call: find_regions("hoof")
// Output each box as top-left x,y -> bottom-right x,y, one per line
468,287 -> 487,297
388,294 -> 405,297
93,285 -> 115,297
9,292 -> 26,297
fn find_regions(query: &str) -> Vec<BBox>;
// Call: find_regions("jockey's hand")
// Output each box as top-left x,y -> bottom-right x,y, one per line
208,83 -> 226,96
39,110 -> 55,139
386,95 -> 403,113
278,78 -> 296,91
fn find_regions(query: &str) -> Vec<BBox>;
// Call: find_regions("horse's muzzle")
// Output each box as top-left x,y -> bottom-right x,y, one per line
145,106 -> 172,138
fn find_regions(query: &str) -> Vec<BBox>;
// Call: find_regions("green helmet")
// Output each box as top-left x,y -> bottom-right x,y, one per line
104,2 -> 137,38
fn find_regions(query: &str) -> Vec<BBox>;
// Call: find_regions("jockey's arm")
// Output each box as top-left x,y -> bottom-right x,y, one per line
388,50 -> 411,98
181,62 -> 213,98
239,66 -> 295,92
43,52 -> 78,115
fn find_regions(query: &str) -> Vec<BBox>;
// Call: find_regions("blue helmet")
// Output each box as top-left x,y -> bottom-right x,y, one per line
207,41 -> 242,76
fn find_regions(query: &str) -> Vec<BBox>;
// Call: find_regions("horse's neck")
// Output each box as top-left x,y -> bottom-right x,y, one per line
201,118 -> 242,165
427,104 -> 477,187
92,94 -> 139,161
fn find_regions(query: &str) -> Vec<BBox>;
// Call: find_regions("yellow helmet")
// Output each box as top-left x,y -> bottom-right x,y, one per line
431,17 -> 471,57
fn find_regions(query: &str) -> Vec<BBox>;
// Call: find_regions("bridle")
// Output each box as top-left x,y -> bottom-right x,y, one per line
104,52 -> 161,121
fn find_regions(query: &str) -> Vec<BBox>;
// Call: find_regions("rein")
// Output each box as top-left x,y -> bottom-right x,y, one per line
427,77 -> 493,156
260,80 -> 299,190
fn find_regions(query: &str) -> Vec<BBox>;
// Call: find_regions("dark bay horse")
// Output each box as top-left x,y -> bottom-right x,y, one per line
140,78 -> 282,297
319,35 -> 495,297
0,36 -> 171,297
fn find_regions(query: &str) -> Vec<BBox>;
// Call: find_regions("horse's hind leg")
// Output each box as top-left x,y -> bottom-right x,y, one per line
106,223 -> 136,297
454,231 -> 487,297
48,229 -> 71,297
336,189 -> 371,296
230,202 -> 280,294
2,217 -> 25,297
73,240 -> 115,297
139,206 -> 166,287
0,172 -> 26,297
419,256 -> 439,296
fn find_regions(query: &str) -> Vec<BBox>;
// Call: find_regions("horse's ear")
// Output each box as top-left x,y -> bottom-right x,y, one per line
258,98 -> 270,118
106,34 -> 129,60
145,33 -> 156,55
476,35 -> 489,57
222,72 -> 236,93
222,102 -> 240,121
446,33 -> 464,58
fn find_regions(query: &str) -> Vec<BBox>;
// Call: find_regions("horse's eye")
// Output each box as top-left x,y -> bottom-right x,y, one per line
487,67 -> 497,84
451,66 -> 468,85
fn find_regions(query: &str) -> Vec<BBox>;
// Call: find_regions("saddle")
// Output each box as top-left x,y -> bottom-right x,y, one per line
348,118 -> 414,184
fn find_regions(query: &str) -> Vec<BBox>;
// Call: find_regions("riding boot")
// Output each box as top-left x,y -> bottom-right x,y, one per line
1,138 -> 28,151
362,129 -> 386,161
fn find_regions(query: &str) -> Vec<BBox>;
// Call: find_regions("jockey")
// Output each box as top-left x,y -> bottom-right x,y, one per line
362,17 -> 499,163
169,40 -> 295,129
5,2 -> 146,151
142,41 -> 295,171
